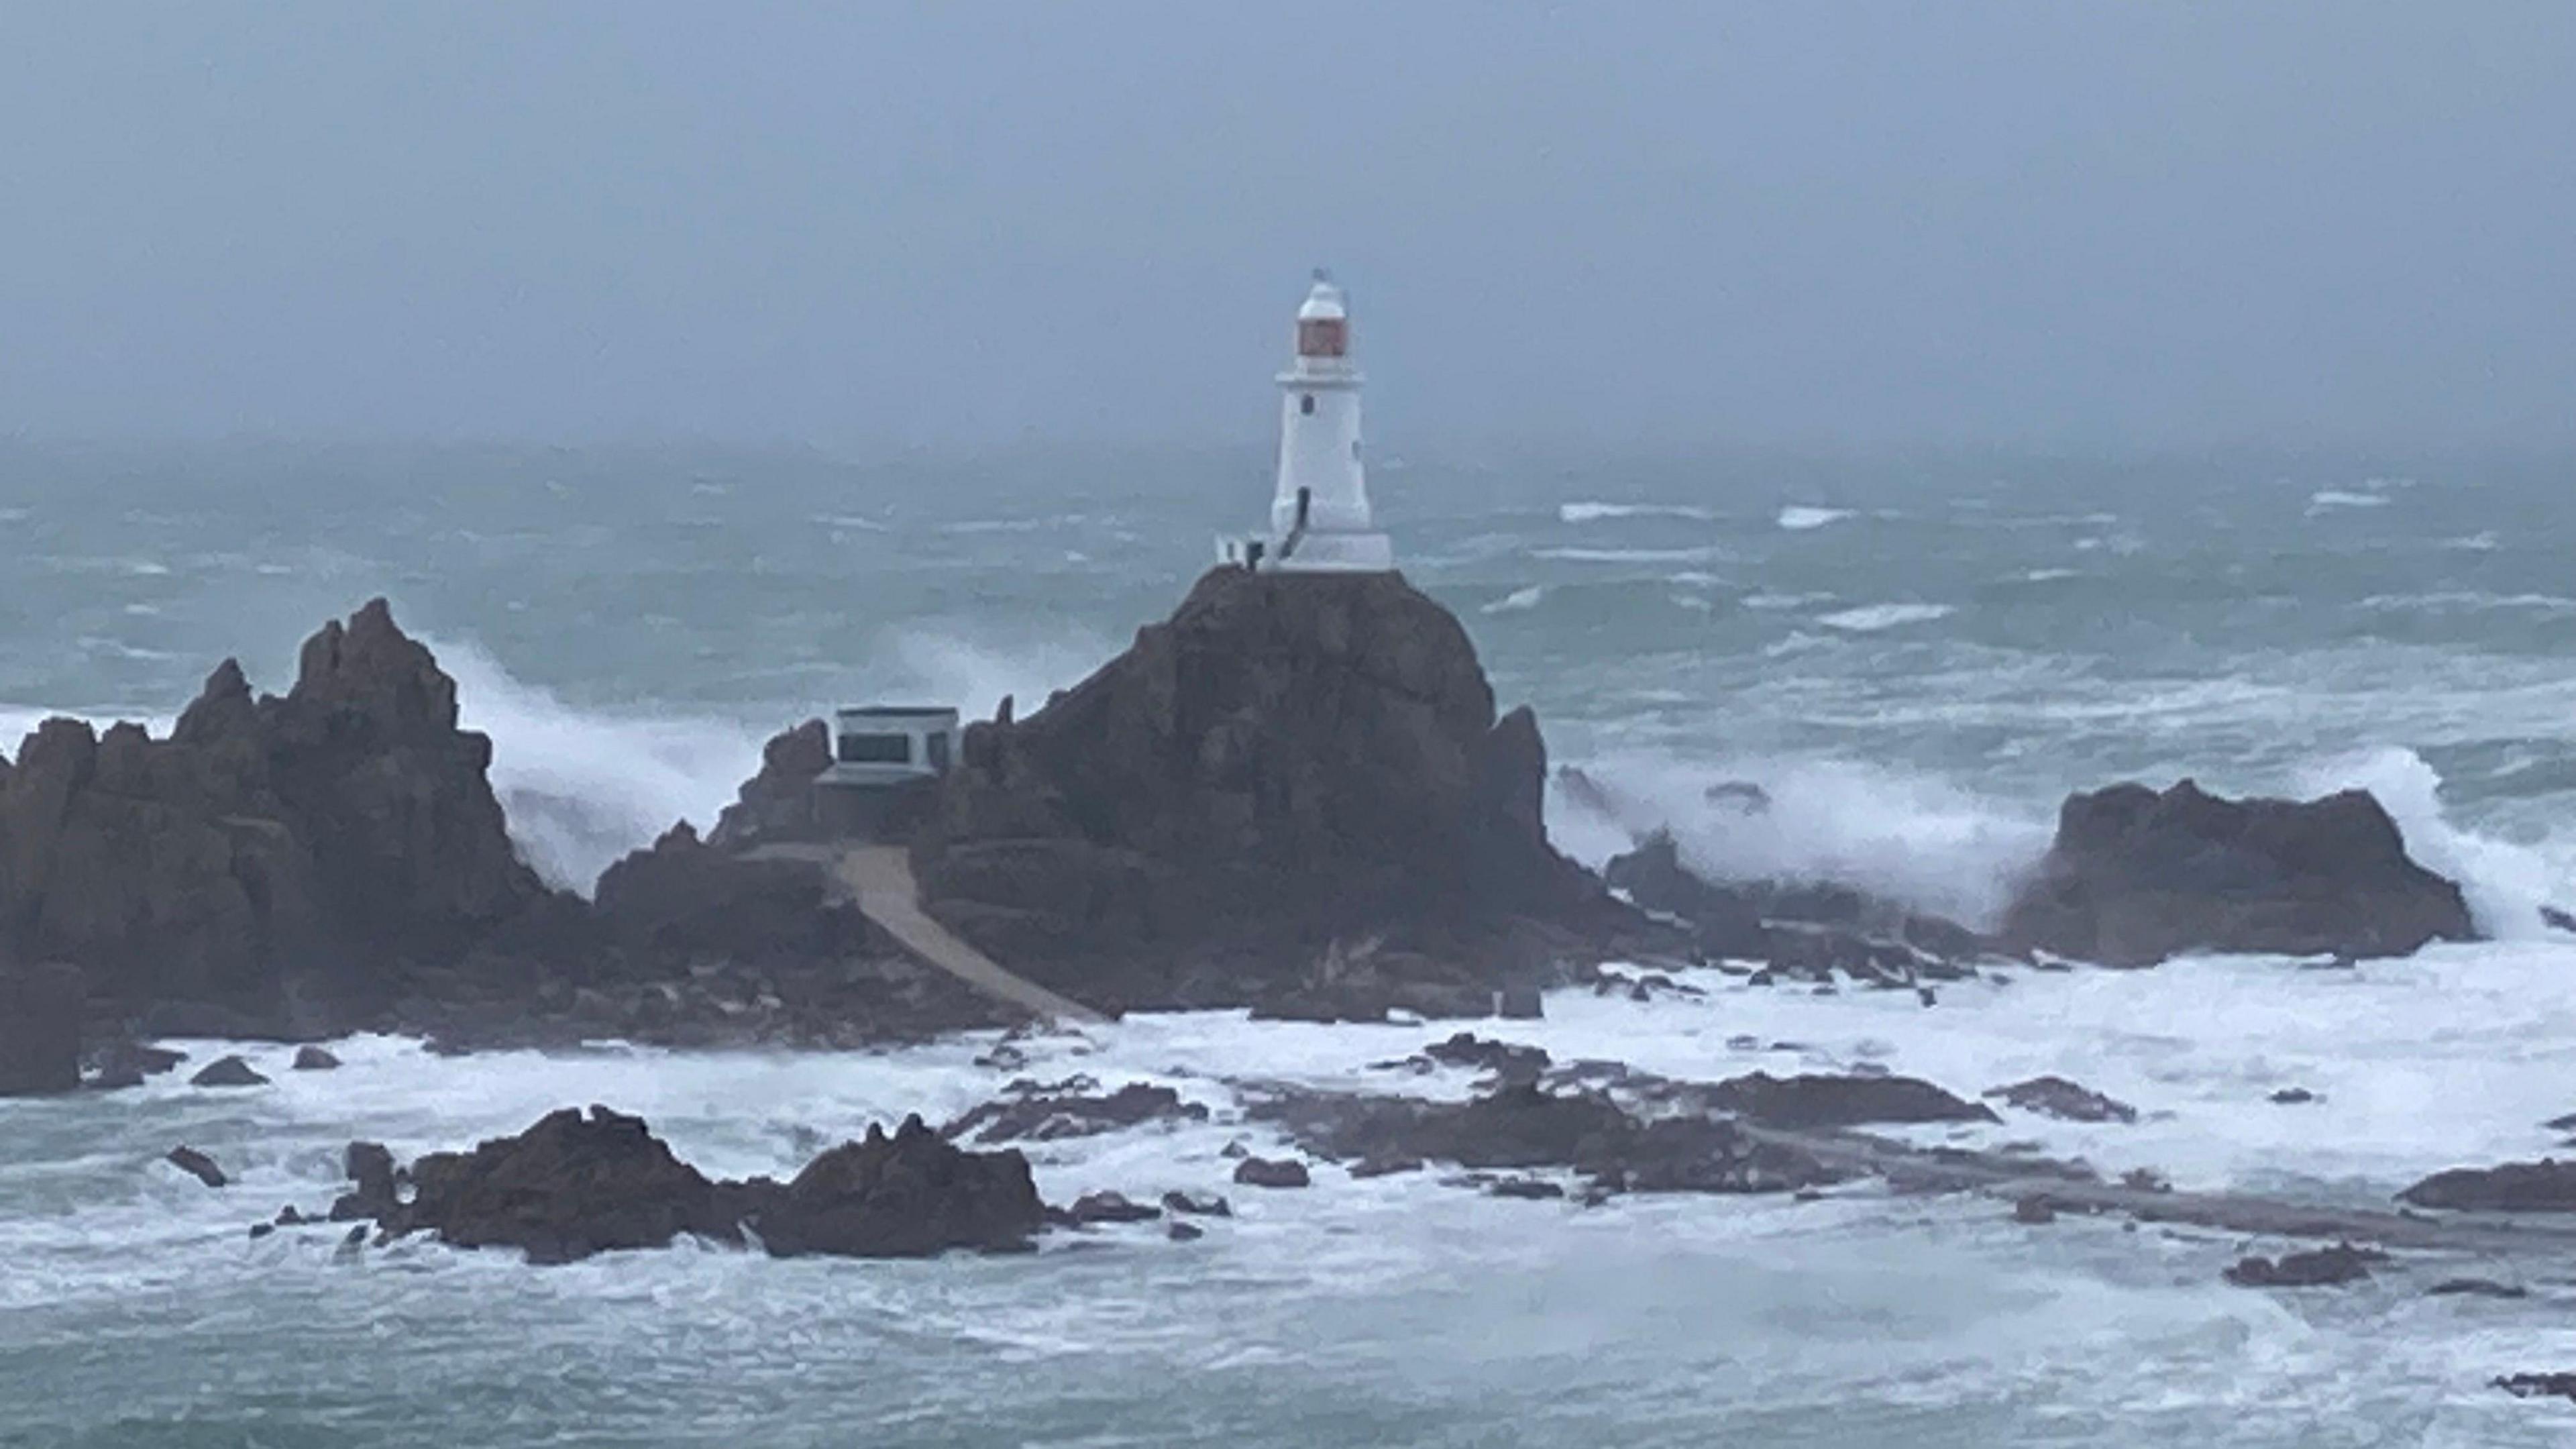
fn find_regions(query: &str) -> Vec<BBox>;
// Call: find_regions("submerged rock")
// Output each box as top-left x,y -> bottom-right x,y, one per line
1232,1157 -> 1312,1189
943,1080 -> 1208,1144
2222,1242 -> 2385,1289
2495,1373 -> 2576,1402
0,963 -> 84,1096
1998,780 -> 2474,966
1983,1075 -> 2138,1124
165,1146 -> 227,1188
752,1116 -> 1045,1258
2398,1159 -> 2576,1212
1159,1190 -> 1231,1218
291,1045 -> 341,1071
2428,1278 -> 2528,1299
188,1056 -> 270,1089
1061,1191 -> 1161,1226
1701,1071 -> 1998,1129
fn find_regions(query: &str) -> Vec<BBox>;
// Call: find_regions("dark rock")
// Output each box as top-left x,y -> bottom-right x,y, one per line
914,568 -> 1667,1014
291,1045 -> 341,1071
275,1205 -> 308,1226
165,1146 -> 226,1188
0,962 -> 84,1096
331,1140 -> 401,1222
0,603 -> 559,1034
1603,835 -> 1771,959
387,1106 -> 733,1264
751,1115 -> 1045,1258
1983,1075 -> 2138,1124
1495,985 -> 1544,1020
2495,1373 -> 2576,1401
943,1081 -> 1208,1145
1489,1177 -> 1565,1199
2269,1087 -> 2318,1105
1702,1072 -> 1998,1129
95,1041 -> 186,1079
1159,1190 -> 1231,1218
188,1055 -> 270,1089
248,1222 -> 275,1240
1417,1032 -> 1551,1081
2428,1278 -> 2528,1299
706,720 -> 833,848
2543,905 -> 2576,934
1349,1155 -> 1424,1179
1063,1191 -> 1161,1225
2013,1195 -> 2059,1224
1999,780 -> 2475,966
2399,1159 -> 2576,1212
1233,1157 -> 1312,1189
2222,1242 -> 2385,1288
1167,1220 -> 1205,1242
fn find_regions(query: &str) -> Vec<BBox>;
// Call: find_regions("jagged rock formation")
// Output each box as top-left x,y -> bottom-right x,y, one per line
361,1105 -> 1046,1265
2398,1159 -> 2576,1212
1601,832 -> 1989,981
1998,780 -> 2475,967
0,962 -> 83,1095
0,600 -> 553,1034
909,568 -> 1664,1012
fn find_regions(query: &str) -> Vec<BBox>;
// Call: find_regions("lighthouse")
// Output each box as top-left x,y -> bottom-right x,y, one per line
1222,271 -> 1394,574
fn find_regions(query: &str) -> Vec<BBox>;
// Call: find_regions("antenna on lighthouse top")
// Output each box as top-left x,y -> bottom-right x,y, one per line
1311,266 -> 1331,284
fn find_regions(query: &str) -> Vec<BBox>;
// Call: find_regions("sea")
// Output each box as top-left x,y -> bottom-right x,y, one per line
5,437 -> 2576,1446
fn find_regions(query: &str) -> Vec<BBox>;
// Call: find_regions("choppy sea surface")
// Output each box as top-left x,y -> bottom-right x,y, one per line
7,439 -> 2576,1445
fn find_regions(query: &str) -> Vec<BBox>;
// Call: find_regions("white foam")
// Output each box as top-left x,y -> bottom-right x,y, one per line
1776,505 -> 1854,532
1741,591 -> 1833,610
1556,752 -> 2051,927
1558,501 -> 1715,524
1532,546 -> 1729,565
875,625 -> 1114,724
1482,585 -> 1547,614
1817,602 -> 1953,633
2017,568 -> 2080,584
2358,592 -> 2576,616
2308,489 -> 2392,514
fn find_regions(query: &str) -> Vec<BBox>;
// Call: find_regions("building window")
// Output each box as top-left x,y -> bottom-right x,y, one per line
1300,394 -> 1316,416
837,732 -> 910,765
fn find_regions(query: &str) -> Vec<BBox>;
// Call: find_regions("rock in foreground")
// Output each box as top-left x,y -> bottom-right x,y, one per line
1983,1075 -> 2138,1124
1701,1072 -> 1998,1130
2000,780 -> 2473,966
2398,1159 -> 2576,1212
363,1106 -> 1044,1265
2223,1242 -> 2385,1289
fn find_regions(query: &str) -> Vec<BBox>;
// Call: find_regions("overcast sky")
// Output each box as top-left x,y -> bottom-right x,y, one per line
1,3 -> 2570,452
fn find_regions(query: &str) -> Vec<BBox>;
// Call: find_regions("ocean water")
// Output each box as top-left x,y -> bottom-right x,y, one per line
6,439 -> 2576,1444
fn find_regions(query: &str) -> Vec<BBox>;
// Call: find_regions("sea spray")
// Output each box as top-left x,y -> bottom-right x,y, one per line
2297,746 -> 2576,941
437,640 -> 767,893
1552,753 -> 2053,928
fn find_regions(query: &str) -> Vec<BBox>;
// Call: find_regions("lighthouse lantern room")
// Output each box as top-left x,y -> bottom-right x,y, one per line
1221,271 -> 1394,574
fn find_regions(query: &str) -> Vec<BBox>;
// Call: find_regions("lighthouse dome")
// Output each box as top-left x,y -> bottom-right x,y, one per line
1296,277 -> 1348,321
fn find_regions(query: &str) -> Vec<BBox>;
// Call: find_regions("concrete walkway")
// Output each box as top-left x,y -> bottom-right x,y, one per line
829,845 -> 1109,1026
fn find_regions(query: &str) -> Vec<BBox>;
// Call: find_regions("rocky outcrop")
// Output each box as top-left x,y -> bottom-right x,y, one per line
1250,1081 -> 1849,1196
0,961 -> 83,1095
1601,832 -> 1989,983
707,720 -> 833,847
1983,1075 -> 2138,1124
1699,1071 -> 1998,1129
943,1079 -> 1208,1145
0,600 -> 555,1034
912,568 -> 1665,1012
2398,1159 -> 2576,1212
2222,1242 -> 2384,1288
365,1105 -> 1044,1265
1998,780 -> 2475,966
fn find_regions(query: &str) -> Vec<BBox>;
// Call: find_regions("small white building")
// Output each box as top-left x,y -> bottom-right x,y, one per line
1221,271 -> 1395,574
822,706 -> 959,788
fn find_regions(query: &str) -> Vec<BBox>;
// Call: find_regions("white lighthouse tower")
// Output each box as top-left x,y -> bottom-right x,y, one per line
1223,271 -> 1393,573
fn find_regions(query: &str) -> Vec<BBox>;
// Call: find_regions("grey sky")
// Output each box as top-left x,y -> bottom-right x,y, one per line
2,3 -> 2570,451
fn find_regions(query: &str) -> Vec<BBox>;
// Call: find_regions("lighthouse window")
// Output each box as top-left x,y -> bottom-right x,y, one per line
1299,394 -> 1316,416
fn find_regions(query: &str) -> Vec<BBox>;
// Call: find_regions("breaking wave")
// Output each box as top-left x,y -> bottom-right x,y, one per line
1776,505 -> 1854,531
2296,746 -> 2571,941
1558,501 -> 1716,524
1483,585 -> 1548,614
1817,602 -> 1953,633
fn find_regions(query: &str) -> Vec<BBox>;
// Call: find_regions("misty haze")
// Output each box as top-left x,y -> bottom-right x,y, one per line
5,5 -> 2576,1446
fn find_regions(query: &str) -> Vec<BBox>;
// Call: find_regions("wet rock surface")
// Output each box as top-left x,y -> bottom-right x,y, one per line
2399,1159 -> 2576,1212
1999,780 -> 2475,966
291,1045 -> 340,1071
1697,1071 -> 1998,1130
165,1146 -> 226,1188
943,1079 -> 1209,1144
1982,1075 -> 2138,1124
187,1055 -> 269,1089
1232,1157 -> 1312,1189
2496,1373 -> 2576,1402
2222,1242 -> 2386,1288
347,1106 -> 1046,1265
